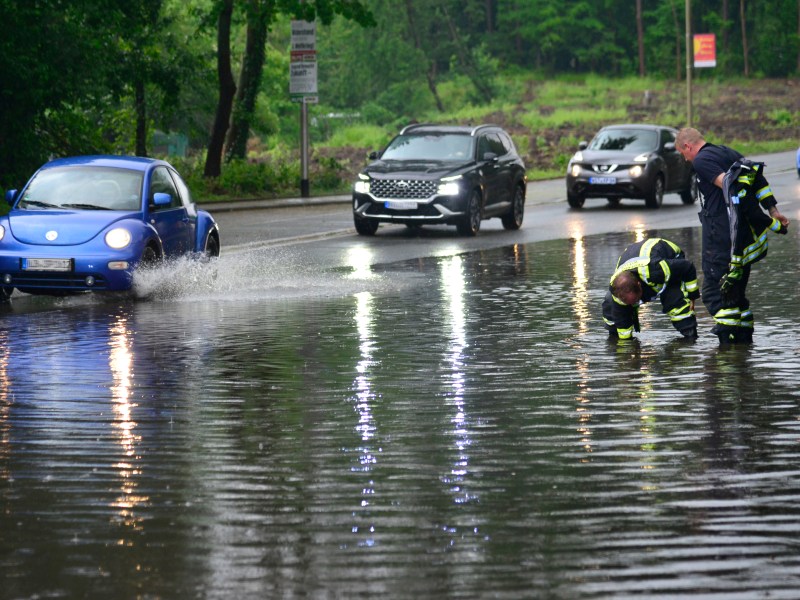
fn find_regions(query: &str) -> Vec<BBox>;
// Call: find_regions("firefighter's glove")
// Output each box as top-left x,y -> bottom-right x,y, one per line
769,218 -> 788,235
632,308 -> 641,333
719,265 -> 743,296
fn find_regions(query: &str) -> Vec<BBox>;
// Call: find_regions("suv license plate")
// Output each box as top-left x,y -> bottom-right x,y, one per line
22,258 -> 73,272
589,176 -> 616,185
385,200 -> 417,210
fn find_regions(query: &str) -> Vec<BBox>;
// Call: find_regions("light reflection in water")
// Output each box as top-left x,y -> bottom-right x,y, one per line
570,229 -> 594,456
0,329 -> 9,481
351,291 -> 378,545
346,245 -> 376,280
108,316 -> 148,533
439,256 -> 473,504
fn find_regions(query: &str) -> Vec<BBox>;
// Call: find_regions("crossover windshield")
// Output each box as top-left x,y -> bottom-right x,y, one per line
381,134 -> 474,161
20,166 -> 143,211
588,129 -> 658,152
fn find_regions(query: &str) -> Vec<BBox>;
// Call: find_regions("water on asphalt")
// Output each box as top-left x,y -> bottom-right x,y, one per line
2,225 -> 800,599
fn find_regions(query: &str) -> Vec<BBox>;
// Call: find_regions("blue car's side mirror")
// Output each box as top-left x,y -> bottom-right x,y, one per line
5,189 -> 17,205
153,192 -> 171,206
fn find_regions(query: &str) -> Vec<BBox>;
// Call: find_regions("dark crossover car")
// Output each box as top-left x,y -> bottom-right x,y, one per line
352,124 -> 527,236
0,155 -> 220,299
566,124 -> 697,209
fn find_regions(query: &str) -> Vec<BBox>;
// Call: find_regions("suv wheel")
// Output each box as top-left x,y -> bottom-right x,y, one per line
680,176 -> 698,205
645,175 -> 664,209
456,190 -> 482,236
501,185 -> 525,230
354,215 -> 379,236
567,192 -> 585,209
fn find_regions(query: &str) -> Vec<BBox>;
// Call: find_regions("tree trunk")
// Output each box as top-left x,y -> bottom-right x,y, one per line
226,0 -> 272,161
670,0 -> 681,81
404,0 -> 444,112
134,78 -> 147,157
722,0 -> 729,54
441,3 -> 493,103
636,0 -> 645,76
740,0 -> 749,77
485,0 -> 493,33
204,0 -> 236,178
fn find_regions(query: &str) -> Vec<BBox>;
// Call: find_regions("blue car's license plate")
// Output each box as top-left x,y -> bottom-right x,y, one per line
589,176 -> 617,185
22,258 -> 73,272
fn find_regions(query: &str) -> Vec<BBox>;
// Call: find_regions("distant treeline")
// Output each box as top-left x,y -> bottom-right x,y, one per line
1,0 -> 798,186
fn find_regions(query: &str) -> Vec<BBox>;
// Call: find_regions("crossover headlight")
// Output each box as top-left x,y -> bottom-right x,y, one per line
570,164 -> 582,177
438,175 -> 462,196
354,173 -> 370,194
105,227 -> 131,249
629,165 -> 644,178
0,225 -> 4,241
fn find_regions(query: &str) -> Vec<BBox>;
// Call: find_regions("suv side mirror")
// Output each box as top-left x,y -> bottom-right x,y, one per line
482,152 -> 499,162
368,151 -> 380,160
5,189 -> 17,205
578,141 -> 588,150
664,142 -> 676,152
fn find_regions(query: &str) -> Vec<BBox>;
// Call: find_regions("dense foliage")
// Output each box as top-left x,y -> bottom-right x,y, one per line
0,0 -> 798,196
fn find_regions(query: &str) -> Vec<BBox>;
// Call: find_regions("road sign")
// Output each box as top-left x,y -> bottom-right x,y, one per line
693,33 -> 716,68
290,20 -> 317,102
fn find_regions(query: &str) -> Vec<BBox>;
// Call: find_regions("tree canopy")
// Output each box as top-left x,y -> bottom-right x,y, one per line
0,0 -> 797,185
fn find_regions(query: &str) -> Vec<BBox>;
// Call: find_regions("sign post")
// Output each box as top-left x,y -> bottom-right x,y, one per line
290,20 -> 317,197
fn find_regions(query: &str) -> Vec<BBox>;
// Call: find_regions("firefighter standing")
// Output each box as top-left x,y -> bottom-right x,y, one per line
603,237 -> 701,340
675,127 -> 790,344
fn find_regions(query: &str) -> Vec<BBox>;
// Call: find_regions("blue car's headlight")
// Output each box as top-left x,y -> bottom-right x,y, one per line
105,227 -> 132,249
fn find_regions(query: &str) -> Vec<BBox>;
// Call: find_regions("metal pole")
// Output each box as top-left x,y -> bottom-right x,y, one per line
685,0 -> 693,127
300,97 -> 310,197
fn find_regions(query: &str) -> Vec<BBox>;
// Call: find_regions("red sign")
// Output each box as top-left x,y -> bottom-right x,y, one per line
693,33 -> 716,68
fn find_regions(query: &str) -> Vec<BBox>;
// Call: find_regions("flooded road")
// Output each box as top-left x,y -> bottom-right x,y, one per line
3,215 -> 800,596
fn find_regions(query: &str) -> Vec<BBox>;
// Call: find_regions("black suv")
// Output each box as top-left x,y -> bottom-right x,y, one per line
352,124 -> 527,236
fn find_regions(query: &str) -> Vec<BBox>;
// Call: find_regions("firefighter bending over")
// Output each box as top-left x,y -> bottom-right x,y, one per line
602,238 -> 700,340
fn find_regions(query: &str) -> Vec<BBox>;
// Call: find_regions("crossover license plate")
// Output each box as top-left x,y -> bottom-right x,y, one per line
385,200 -> 418,210
22,258 -> 73,272
589,176 -> 617,185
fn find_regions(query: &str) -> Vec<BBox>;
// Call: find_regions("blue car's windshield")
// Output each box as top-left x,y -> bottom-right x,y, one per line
588,129 -> 658,152
19,166 -> 143,211
381,134 -> 474,161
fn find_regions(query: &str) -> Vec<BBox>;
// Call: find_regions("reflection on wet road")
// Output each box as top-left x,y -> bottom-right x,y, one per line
2,226 -> 800,598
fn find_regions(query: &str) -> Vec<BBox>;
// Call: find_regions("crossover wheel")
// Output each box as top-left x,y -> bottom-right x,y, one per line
680,176 -> 698,205
354,215 -> 379,236
645,175 -> 664,209
456,190 -> 482,236
567,192 -> 585,209
501,186 -> 525,230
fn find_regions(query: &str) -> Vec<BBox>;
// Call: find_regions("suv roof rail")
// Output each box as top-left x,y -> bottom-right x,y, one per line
399,123 -> 502,136
399,123 -> 436,135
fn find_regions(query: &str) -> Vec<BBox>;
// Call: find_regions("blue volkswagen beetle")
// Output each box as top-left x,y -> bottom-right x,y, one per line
0,155 -> 220,300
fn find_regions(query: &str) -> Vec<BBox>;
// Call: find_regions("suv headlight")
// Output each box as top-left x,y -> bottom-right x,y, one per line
354,173 -> 370,194
629,165 -> 644,178
570,164 -> 582,177
438,175 -> 462,196
105,227 -> 131,249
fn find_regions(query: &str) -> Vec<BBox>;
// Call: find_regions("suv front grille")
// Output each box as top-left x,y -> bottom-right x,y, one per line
370,179 -> 437,200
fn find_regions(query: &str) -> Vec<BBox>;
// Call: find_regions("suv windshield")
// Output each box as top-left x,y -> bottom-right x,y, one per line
20,166 -> 143,211
381,133 -> 474,161
588,129 -> 658,152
